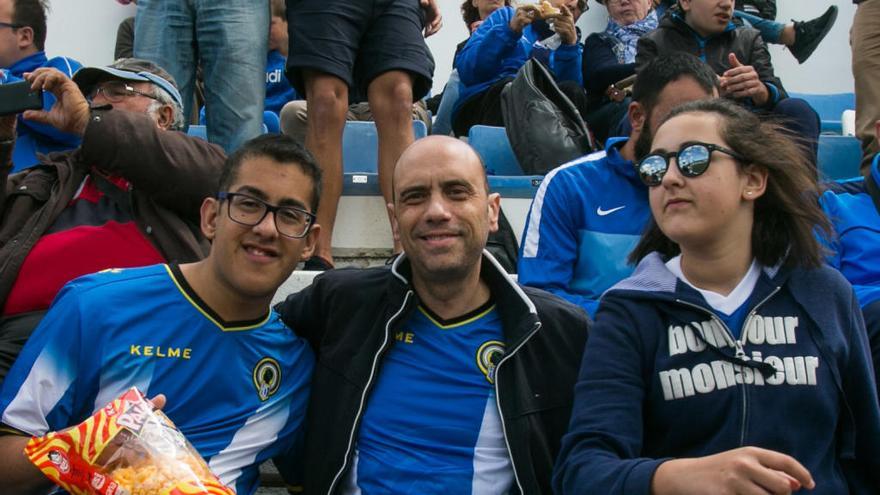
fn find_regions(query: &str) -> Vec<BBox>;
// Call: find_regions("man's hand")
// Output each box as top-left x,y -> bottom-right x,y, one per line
420,0 -> 442,37
21,67 -> 90,137
651,447 -> 815,495
552,5 -> 577,45
148,394 -> 166,410
510,5 -> 539,35
720,53 -> 770,107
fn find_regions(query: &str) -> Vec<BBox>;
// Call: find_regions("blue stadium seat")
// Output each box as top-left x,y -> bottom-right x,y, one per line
789,92 -> 855,134
468,125 -> 524,176
343,120 -> 428,173
187,125 -> 208,140
817,135 -> 862,181
263,111 -> 281,134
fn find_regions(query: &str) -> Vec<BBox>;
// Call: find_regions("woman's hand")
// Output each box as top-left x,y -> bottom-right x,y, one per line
651,447 -> 815,495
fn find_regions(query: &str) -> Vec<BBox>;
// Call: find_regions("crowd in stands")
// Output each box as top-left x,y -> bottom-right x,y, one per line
1,0 -> 880,494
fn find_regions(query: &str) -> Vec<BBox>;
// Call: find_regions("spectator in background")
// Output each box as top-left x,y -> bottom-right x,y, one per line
636,0 -> 820,164
553,98 -> 880,495
0,134 -> 319,495
852,0 -> 880,175
453,0 -> 587,137
820,118 -> 880,384
0,0 -> 81,171
0,59 -> 225,384
654,0 -> 839,64
519,53 -> 718,317
582,0 -> 656,144
133,0 -> 268,153
114,0 -> 135,59
265,0 -> 297,117
285,0 -> 441,270
429,0 -> 511,136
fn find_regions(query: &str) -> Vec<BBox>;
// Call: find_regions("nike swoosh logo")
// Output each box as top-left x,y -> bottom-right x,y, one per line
596,205 -> 626,216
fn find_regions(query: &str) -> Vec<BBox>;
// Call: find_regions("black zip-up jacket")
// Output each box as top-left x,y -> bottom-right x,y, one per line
275,252 -> 590,494
635,9 -> 787,109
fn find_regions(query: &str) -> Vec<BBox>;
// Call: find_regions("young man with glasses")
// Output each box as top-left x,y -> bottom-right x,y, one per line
0,133 -> 320,495
519,53 -> 718,318
0,58 -> 225,384
0,0 -> 81,171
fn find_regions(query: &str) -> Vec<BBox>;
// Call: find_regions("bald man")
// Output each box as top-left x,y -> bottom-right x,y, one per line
276,136 -> 590,494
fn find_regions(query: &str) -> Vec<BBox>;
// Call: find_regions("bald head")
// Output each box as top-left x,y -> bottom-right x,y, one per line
393,136 -> 488,202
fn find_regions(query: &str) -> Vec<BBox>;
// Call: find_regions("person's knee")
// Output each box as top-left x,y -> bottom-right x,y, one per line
280,100 -> 310,145
369,72 -> 415,122
304,75 -> 349,124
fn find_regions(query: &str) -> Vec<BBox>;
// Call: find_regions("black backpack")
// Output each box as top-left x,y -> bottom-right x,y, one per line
500,58 -> 595,175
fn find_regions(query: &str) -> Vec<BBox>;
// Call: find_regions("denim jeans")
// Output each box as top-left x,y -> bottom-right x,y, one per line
735,10 -> 784,44
431,70 -> 460,136
134,0 -> 269,153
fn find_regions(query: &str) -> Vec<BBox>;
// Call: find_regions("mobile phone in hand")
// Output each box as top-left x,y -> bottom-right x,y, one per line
0,81 -> 43,116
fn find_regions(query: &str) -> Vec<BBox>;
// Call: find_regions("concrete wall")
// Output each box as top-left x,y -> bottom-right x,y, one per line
45,0 -> 856,99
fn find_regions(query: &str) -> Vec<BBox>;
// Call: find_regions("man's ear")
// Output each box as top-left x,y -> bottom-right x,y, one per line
387,201 -> 401,244
487,192 -> 501,234
16,26 -> 34,51
299,223 -> 320,261
156,104 -> 175,130
628,101 -> 647,135
200,197 -> 220,241
678,0 -> 692,14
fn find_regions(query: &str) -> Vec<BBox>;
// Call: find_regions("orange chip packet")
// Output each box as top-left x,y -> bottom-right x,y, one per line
25,387 -> 235,495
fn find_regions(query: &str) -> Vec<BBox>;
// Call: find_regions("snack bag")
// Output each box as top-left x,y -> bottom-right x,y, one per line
25,387 -> 235,495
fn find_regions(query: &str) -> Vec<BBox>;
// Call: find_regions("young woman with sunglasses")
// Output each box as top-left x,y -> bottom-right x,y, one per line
553,99 -> 880,495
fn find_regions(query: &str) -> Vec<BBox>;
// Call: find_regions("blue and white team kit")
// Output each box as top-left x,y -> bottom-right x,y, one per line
341,302 -> 515,494
0,264 -> 314,495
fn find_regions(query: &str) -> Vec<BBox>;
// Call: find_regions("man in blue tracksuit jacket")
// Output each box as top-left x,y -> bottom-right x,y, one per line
452,0 -> 585,136
0,0 -> 81,171
518,53 -> 720,317
553,253 -> 880,494
820,121 -> 880,382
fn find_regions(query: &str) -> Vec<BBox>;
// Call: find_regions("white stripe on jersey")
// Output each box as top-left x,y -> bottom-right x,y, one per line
471,393 -> 513,494
340,450 -> 363,495
2,349 -> 75,436
521,150 -> 608,259
208,394 -> 293,486
92,360 -> 156,415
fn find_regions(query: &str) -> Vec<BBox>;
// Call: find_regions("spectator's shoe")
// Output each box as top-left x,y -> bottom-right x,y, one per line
790,6 -> 838,64
303,255 -> 334,271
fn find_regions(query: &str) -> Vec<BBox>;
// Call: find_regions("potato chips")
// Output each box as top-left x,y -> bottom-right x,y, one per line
25,387 -> 234,495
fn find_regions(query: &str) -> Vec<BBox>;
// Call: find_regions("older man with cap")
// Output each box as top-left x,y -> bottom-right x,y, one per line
0,57 -> 225,383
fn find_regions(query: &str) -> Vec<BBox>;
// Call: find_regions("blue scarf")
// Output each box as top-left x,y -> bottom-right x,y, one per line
604,9 -> 659,64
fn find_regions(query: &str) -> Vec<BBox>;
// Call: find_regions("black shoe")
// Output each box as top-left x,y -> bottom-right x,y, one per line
303,255 -> 334,271
790,6 -> 838,64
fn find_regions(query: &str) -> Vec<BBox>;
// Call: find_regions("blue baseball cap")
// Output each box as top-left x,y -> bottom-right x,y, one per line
73,58 -> 183,108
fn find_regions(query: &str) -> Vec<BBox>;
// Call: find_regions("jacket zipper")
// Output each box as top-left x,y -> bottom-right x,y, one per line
674,286 -> 780,446
493,320 -> 542,494
326,290 -> 415,495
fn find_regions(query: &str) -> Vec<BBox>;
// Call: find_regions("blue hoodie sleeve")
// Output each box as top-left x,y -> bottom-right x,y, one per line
518,169 -> 599,317
551,41 -> 583,86
552,295 -> 670,494
15,56 -> 83,148
455,7 -> 523,87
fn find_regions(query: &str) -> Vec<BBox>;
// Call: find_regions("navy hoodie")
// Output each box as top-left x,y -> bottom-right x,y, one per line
553,253 -> 880,494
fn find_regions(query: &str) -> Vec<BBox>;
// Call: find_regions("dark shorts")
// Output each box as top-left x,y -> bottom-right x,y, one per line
286,0 -> 435,102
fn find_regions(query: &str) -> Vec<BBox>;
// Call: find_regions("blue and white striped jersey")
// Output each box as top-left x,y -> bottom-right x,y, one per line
0,264 -> 314,495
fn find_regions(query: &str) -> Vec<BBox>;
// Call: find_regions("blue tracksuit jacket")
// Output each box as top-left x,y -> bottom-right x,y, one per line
553,253 -> 880,494
518,138 -> 650,317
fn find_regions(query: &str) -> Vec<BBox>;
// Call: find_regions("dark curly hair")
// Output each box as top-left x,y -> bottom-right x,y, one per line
460,0 -> 512,28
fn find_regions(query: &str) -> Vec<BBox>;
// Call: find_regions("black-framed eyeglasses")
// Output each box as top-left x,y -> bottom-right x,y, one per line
87,80 -> 160,104
637,142 -> 746,187
0,22 -> 23,29
218,192 -> 315,239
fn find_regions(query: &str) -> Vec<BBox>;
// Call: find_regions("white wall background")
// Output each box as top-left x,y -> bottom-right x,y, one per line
45,0 -> 856,96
